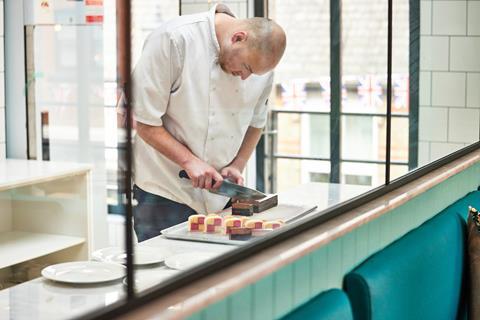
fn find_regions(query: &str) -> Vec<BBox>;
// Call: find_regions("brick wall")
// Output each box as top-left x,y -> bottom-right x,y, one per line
419,0 -> 480,166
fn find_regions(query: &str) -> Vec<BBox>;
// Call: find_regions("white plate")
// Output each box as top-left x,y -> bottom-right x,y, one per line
164,252 -> 219,271
41,261 -> 126,284
92,246 -> 171,265
123,269 -> 179,291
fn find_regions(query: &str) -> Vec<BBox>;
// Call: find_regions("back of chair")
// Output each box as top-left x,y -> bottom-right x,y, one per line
344,210 -> 467,320
282,289 -> 354,320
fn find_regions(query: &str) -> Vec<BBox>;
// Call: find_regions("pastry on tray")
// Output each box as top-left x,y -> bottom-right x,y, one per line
187,214 -> 206,232
224,217 -> 243,234
263,220 -> 284,229
204,214 -> 223,233
244,219 -> 264,230
229,227 -> 252,241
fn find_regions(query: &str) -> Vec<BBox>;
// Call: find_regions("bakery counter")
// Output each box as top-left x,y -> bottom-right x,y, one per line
0,182 -> 370,320
0,236 -> 235,320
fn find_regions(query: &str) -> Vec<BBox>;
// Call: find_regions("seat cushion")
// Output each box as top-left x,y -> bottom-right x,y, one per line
282,289 -> 353,320
344,210 -> 466,320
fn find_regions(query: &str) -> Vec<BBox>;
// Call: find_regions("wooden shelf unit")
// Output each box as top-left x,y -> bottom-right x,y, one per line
0,160 -> 92,285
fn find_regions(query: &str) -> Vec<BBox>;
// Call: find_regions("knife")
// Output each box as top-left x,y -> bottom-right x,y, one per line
178,170 -> 266,200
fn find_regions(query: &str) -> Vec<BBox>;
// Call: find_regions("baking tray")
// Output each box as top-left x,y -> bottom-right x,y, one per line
161,203 -> 318,245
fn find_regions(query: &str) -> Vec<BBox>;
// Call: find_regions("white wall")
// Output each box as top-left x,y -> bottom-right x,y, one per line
181,0 -> 248,18
419,0 -> 480,166
0,0 -> 5,159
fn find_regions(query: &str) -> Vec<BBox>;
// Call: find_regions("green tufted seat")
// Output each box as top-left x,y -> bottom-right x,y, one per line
343,195 -> 472,320
282,289 -> 354,320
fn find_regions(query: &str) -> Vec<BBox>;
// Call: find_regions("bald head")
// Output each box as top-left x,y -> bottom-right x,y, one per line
240,17 -> 286,70
216,13 -> 286,79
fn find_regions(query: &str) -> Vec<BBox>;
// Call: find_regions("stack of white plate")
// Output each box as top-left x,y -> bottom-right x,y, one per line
41,261 -> 126,284
41,248 -> 219,285
42,246 -> 172,284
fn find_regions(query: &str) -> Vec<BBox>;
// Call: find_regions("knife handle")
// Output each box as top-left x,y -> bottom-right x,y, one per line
179,170 -> 190,180
179,170 -> 221,186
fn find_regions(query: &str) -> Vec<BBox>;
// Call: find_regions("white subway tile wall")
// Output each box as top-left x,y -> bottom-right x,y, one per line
432,1 -> 466,35
420,36 -> 449,71
419,0 -> 480,166
450,37 -> 480,71
0,1 -> 4,159
431,72 -> 465,107
419,107 -> 448,141
430,141 -> 464,161
467,1 -> 480,36
420,1 -> 432,35
418,141 -> 430,164
419,71 -> 432,105
467,73 -> 480,108
448,108 -> 480,143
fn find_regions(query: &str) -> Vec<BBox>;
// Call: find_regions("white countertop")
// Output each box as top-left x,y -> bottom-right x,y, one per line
0,238 -> 235,320
0,182 -> 369,320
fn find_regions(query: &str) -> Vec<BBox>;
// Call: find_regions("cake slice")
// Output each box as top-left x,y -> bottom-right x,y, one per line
244,219 -> 264,230
188,214 -> 206,232
263,220 -> 284,230
205,215 -> 223,233
224,217 -> 243,234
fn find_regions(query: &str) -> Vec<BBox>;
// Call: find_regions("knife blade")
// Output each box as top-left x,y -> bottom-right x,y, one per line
178,170 -> 266,200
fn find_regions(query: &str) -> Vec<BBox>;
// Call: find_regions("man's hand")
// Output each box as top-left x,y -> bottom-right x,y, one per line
220,166 -> 244,186
183,158 -> 224,190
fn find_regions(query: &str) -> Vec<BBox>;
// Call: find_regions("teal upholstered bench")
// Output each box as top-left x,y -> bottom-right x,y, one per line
343,190 -> 477,320
281,191 -> 479,320
282,289 -> 353,320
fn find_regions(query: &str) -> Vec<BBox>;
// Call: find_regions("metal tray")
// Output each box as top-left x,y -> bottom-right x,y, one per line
161,203 -> 318,246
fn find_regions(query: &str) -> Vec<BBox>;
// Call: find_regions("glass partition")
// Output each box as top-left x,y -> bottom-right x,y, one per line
3,1 -> 480,319
120,0 -> 480,314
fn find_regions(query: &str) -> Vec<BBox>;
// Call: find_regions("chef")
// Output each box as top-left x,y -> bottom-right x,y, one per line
131,3 -> 286,241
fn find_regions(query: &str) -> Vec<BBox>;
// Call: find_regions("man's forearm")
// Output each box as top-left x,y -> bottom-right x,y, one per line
229,126 -> 263,171
136,122 -> 196,168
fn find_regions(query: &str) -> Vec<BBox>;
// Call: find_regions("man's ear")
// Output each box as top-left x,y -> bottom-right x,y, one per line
231,31 -> 248,44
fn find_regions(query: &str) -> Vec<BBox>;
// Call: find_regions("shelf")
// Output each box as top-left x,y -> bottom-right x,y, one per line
0,231 -> 85,269
8,192 -> 82,206
0,160 -> 91,192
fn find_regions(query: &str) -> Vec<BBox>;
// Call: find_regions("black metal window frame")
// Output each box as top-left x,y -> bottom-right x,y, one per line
78,1 -> 479,319
267,110 -> 410,193
264,0 -> 417,192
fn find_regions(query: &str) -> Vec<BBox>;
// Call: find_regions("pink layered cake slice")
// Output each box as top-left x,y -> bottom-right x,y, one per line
205,215 -> 223,233
188,214 -> 206,232
244,219 -> 264,230
262,220 -> 284,230
224,217 -> 243,234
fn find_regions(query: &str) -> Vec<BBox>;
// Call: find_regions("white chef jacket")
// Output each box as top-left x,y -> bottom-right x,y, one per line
132,4 -> 273,214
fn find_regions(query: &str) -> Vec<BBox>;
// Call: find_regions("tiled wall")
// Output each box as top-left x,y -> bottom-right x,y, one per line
419,0 -> 480,166
188,161 -> 480,320
0,0 -> 4,159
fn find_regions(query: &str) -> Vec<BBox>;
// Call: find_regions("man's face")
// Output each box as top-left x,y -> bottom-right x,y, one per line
218,33 -> 270,80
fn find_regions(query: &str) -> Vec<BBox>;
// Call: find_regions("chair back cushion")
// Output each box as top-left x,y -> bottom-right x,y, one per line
344,210 -> 466,320
282,289 -> 353,320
